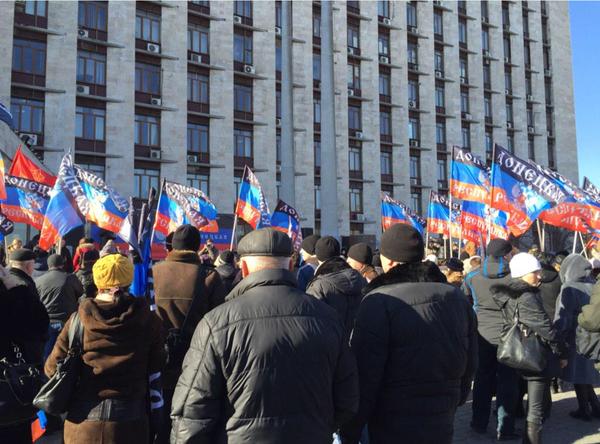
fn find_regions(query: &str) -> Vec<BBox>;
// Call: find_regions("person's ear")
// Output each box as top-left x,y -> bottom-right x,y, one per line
241,258 -> 250,278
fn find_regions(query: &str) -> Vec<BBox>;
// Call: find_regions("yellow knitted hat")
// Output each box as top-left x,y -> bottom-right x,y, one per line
92,254 -> 134,289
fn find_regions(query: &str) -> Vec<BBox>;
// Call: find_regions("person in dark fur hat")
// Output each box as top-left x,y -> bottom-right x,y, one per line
340,224 -> 477,444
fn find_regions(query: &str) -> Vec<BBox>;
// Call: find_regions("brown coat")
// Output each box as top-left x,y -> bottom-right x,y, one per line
45,295 -> 166,444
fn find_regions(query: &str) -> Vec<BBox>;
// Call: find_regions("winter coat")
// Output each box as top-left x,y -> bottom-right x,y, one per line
75,267 -> 97,299
170,268 -> 359,444
554,254 -> 599,384
491,278 -> 566,379
340,262 -> 478,444
45,295 -> 166,444
463,256 -> 512,345
578,277 -> 600,370
539,264 -> 562,320
306,257 -> 366,338
35,270 -> 84,323
9,267 -> 39,299
0,266 -> 49,426
215,263 -> 238,295
297,261 -> 316,291
358,264 -> 379,283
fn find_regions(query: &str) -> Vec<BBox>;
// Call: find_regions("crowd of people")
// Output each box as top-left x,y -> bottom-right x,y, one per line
1,224 -> 600,444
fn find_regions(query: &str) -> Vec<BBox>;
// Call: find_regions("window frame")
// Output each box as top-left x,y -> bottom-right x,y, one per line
10,97 -> 44,134
77,50 -> 106,85
75,106 -> 106,141
135,62 -> 161,95
134,167 -> 160,199
12,38 -> 46,75
78,1 -> 107,32
187,122 -> 209,154
234,127 -> 253,158
135,9 -> 161,43
135,114 -> 160,147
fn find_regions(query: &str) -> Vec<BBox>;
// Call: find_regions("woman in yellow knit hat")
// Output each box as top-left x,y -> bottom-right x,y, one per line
45,254 -> 166,444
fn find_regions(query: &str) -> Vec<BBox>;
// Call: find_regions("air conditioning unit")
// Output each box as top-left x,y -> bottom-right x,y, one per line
150,149 -> 161,159
78,28 -> 89,38
482,16 -> 489,24
503,24 -> 511,31
76,85 -> 90,95
190,53 -> 204,63
483,49 -> 490,58
548,130 -> 554,137
355,131 -> 364,140
355,213 -> 366,222
382,17 -> 392,26
504,57 -> 510,63
276,118 -> 281,126
275,26 -> 281,35
506,121 -> 513,129
408,100 -> 417,108
483,58 -> 490,66
187,154 -> 199,163
19,132 -> 38,146
526,94 -> 534,101
348,88 -> 355,97
409,139 -> 419,147
463,112 -> 472,120
347,46 -> 355,55
460,76 -> 468,84
505,89 -> 511,95
435,70 -> 443,78
233,15 -> 242,24
276,164 -> 282,173
244,64 -> 256,74
545,69 -> 552,76
433,0 -> 442,5
147,43 -> 161,54
150,97 -> 162,106
528,126 -> 535,134
408,25 -> 418,34
379,55 -> 390,64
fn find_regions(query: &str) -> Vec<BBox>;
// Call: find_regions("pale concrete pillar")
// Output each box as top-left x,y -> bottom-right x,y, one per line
0,3 -> 14,106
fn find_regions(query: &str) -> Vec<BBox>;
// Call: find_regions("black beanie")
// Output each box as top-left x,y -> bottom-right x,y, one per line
348,243 -> 373,265
219,250 -> 235,264
446,257 -> 464,272
487,238 -> 512,258
315,236 -> 340,262
172,224 -> 201,251
301,234 -> 321,255
380,224 -> 424,263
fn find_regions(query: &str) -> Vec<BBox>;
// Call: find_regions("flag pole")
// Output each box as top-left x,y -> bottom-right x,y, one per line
448,193 -> 454,257
536,219 -> 544,253
487,143 -> 498,248
425,190 -> 432,254
230,166 -> 247,251
149,179 -> 165,255
580,232 -> 589,258
572,232 -> 578,255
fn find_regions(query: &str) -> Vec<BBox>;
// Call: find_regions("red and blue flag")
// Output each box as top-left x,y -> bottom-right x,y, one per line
450,146 -> 491,205
381,193 -> 425,235
270,199 -> 303,251
461,200 -> 509,244
235,166 -> 271,229
427,191 -> 452,236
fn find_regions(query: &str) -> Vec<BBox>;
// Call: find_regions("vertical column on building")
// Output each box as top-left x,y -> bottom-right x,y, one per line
488,1 -> 508,149
160,3 -> 188,182
209,1 -> 234,213
253,3 -> 277,206
466,1 -> 485,159
443,3 -> 460,157
0,4 -> 14,106
45,1 -> 78,171
291,1 -> 315,229
548,1 -> 578,180
528,1 -> 549,166
389,1 -> 408,204
509,2 -> 528,160
105,2 -> 136,197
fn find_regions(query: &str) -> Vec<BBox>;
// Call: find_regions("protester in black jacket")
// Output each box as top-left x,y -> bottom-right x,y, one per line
170,228 -> 358,444
340,224 -> 478,444
214,250 -> 238,294
9,248 -> 39,297
491,253 -> 567,444
464,239 -> 521,439
75,249 -> 100,299
539,261 -> 562,320
306,236 -> 365,339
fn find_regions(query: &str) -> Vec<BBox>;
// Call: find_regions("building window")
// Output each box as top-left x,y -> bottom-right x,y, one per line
275,40 -> 281,71
437,157 -> 448,184
378,0 -> 390,18
435,86 -> 445,108
135,114 -> 160,147
485,131 -> 493,158
411,190 -> 422,214
461,91 -> 469,113
433,11 -> 443,37
187,173 -> 209,195
482,28 -> 490,52
314,140 -> 321,168
408,79 -> 418,103
484,95 -> 492,119
315,185 -> 321,210
313,53 -> 321,81
234,128 -> 253,157
505,72 -> 512,92
461,126 -> 470,149
548,140 -> 555,168
347,63 -> 360,90
378,33 -> 390,56
407,42 -> 418,66
380,111 -> 391,137
234,31 -> 253,65
406,2 -> 417,28
434,50 -> 444,73
134,168 -> 160,199
135,10 -> 160,43
314,99 -> 321,124
528,138 -> 535,161
276,90 -> 281,119
77,50 -> 106,85
408,117 -> 420,141
506,102 -> 513,123
16,0 -> 47,16
483,64 -> 491,87
187,123 -> 208,153
135,62 -> 161,95
379,73 -> 390,98
348,105 -> 361,131
349,187 -> 363,213
78,1 -> 107,31
75,106 -> 105,141
347,24 -> 360,49
459,19 -> 467,44
275,1 -> 281,28
10,98 -> 44,134
234,0 -> 252,19
349,146 -> 362,172
481,1 -> 489,20
234,84 -> 252,113
188,25 -> 209,55
526,77 -> 533,96
459,57 -> 468,81
12,38 -> 46,75
502,4 -> 510,26
313,14 -> 321,38
379,151 -> 391,177
503,36 -> 511,59
507,134 -> 514,153
436,121 -> 446,145
188,73 -> 209,104
410,154 -> 420,180
527,108 -> 534,127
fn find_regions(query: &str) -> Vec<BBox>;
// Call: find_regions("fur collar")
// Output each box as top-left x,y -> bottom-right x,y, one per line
313,256 -> 351,278
166,250 -> 201,264
0,265 -> 21,290
490,278 -> 540,299
364,261 -> 447,294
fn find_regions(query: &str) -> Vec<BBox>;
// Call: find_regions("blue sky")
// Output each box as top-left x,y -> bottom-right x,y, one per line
571,1 -> 600,186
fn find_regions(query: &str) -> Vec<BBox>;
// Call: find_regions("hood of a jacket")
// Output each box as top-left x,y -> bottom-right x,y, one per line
559,254 -> 592,285
364,261 -> 447,294
541,264 -> 559,284
490,278 -> 540,300
311,257 -> 365,296
216,263 -> 237,280
481,256 -> 511,279
166,249 -> 201,264
227,268 -> 297,301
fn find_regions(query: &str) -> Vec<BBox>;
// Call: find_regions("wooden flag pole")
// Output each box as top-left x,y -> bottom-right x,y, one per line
536,220 -> 544,253
229,214 -> 239,251
448,194 -> 454,257
572,232 -> 578,255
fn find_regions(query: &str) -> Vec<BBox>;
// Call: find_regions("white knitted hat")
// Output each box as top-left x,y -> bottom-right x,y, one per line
510,253 -> 541,278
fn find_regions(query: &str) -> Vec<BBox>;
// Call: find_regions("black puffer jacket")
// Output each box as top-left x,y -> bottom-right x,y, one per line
340,262 -> 478,444
463,256 -> 512,345
170,268 -> 359,444
491,278 -> 566,379
306,257 -> 366,338
215,263 -> 238,295
539,264 -> 562,320
35,269 -> 84,323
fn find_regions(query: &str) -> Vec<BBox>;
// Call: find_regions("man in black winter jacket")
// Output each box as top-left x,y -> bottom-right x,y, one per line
170,228 -> 359,444
464,239 -> 520,440
306,236 -> 365,339
340,224 -> 478,444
